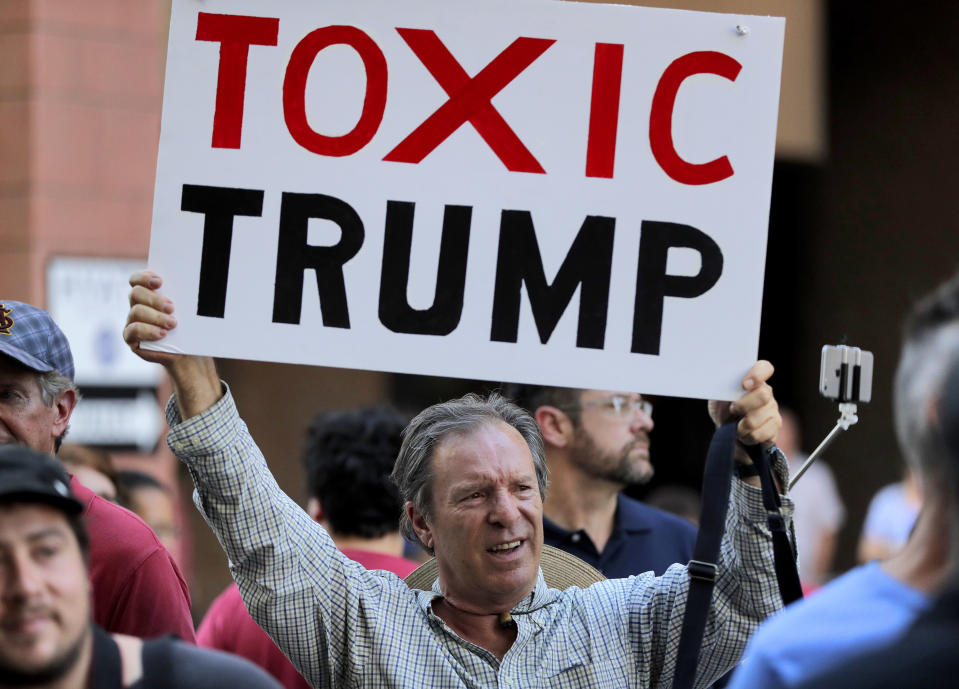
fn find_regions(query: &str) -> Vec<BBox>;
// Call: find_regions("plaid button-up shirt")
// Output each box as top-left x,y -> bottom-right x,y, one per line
168,389 -> 792,689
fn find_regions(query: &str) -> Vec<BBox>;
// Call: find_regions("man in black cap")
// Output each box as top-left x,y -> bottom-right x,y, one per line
0,444 -> 282,689
0,300 -> 195,641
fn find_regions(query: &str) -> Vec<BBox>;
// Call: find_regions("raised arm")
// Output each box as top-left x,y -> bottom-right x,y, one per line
122,271 -> 412,688
602,362 -> 790,688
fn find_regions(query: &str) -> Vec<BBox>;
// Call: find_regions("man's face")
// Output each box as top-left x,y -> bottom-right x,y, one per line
414,421 -> 543,613
568,389 -> 655,486
0,503 -> 91,685
129,487 -> 181,563
0,359 -> 70,454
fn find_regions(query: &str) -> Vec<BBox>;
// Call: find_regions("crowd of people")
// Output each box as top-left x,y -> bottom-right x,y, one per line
1,270 -> 957,688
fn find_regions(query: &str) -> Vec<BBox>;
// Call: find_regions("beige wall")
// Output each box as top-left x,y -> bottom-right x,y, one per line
572,0 -> 825,161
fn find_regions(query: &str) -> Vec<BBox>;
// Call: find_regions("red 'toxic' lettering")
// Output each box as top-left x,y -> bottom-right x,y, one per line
648,51 -> 742,185
196,13 -> 280,149
384,29 -> 555,174
283,26 -> 388,157
585,43 -> 625,179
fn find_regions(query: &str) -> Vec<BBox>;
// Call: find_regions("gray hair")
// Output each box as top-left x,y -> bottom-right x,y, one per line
391,392 -> 548,551
894,274 -> 959,494
37,370 -> 78,452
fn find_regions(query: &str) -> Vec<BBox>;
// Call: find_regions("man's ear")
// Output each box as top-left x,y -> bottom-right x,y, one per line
406,502 -> 433,551
307,497 -> 324,523
535,406 -> 574,448
52,389 -> 77,439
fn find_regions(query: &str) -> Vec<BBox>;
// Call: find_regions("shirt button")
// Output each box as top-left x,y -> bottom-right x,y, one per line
570,533 -> 581,543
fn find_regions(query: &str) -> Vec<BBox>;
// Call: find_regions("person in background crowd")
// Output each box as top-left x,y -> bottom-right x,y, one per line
0,299 -> 195,641
116,470 -> 182,563
59,443 -> 120,503
797,343 -> 959,689
197,407 -> 419,689
126,269 -> 789,689
728,273 -> 959,689
777,408 -> 845,589
500,384 -> 697,578
644,485 -> 701,526
857,466 -> 922,563
0,445 -> 281,689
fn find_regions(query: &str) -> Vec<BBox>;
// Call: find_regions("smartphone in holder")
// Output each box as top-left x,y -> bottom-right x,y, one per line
820,345 -> 873,403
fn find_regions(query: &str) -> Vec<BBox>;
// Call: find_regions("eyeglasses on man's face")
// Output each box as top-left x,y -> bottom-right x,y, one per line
558,394 -> 653,419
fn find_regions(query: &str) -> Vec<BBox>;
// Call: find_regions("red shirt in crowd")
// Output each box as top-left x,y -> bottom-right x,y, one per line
72,477 -> 196,642
197,548 -> 419,689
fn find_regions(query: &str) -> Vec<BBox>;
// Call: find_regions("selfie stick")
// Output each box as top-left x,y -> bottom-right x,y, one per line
788,402 -> 857,490
788,345 -> 868,491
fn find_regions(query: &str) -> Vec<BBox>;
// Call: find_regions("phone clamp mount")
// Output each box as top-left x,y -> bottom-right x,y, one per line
788,345 -> 873,491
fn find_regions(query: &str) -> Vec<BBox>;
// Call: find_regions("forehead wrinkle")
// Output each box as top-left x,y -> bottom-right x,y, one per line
438,424 -> 535,488
449,467 -> 536,492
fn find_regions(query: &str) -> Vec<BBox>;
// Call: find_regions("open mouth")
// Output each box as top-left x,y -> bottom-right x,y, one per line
487,539 -> 523,554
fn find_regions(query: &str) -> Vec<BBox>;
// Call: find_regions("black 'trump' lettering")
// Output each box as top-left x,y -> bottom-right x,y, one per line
379,201 -> 472,335
490,211 -> 615,348
632,220 -> 723,355
272,193 -> 364,327
181,184 -> 264,318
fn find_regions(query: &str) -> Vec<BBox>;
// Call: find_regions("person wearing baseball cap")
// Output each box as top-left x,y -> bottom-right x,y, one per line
0,444 -> 282,689
0,299 -> 195,642
0,300 -> 76,452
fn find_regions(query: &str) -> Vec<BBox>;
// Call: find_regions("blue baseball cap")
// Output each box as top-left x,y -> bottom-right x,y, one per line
0,300 -> 75,382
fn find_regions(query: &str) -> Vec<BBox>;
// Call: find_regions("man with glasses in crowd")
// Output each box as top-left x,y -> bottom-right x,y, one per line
501,385 -> 697,578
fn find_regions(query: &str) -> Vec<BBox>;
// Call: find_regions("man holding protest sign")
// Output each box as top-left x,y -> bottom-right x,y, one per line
124,270 -> 789,689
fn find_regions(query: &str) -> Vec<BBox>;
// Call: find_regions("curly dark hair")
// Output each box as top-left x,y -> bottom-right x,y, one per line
302,407 -> 408,539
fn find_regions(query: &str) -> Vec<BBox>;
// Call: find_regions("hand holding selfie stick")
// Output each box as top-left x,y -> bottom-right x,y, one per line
788,345 -> 872,491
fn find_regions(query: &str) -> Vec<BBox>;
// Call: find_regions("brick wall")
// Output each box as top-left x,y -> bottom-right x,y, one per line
0,0 -> 168,302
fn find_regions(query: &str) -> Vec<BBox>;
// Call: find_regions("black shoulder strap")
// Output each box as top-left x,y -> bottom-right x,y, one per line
670,422 -> 802,689
139,636 -> 178,689
670,422 -> 736,689
743,443 -> 803,605
90,624 -> 124,689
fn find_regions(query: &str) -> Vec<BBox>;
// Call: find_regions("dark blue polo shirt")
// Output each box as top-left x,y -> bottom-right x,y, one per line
543,493 -> 697,578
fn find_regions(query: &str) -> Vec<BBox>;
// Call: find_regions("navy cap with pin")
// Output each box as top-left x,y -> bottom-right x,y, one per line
0,444 -> 83,515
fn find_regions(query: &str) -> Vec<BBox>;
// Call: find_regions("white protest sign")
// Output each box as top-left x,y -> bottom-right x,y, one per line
147,0 -> 784,400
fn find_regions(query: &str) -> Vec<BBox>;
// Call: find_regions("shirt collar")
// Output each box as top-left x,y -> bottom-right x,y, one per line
418,568 -> 555,615
542,493 -> 652,540
614,493 -> 654,534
